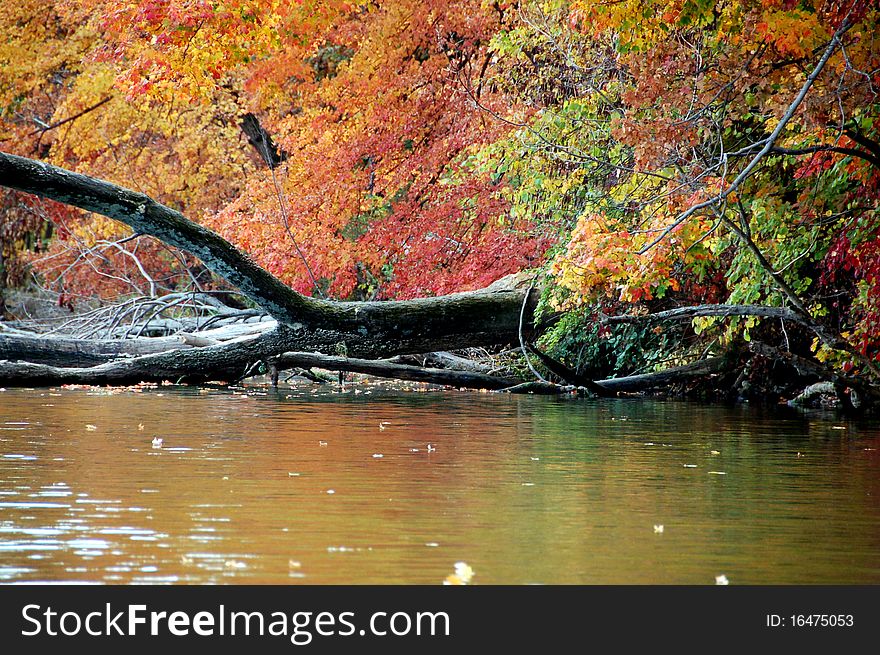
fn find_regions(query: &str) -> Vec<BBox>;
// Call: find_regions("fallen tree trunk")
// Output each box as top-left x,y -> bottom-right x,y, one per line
0,152 -> 544,386
400,351 -> 500,375
0,152 -> 538,360
0,152 -> 797,396
595,357 -> 727,392
498,357 -> 729,394
0,320 -> 277,367
0,332 -> 197,367
275,352 -> 518,390
0,333 -> 520,388
0,330 -> 277,385
500,381 -> 577,395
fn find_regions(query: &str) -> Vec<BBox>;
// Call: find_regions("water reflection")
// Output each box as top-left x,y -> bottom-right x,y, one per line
1,385 -> 879,584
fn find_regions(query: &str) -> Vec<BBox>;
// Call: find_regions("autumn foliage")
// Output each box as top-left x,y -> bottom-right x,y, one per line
1,0 -> 547,303
1,0 -> 879,381
486,0 -> 879,374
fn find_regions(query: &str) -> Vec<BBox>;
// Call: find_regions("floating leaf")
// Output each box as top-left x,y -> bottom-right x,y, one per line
444,561 -> 475,585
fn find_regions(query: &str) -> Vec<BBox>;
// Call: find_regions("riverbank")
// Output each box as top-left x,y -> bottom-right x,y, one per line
1,287 -> 873,413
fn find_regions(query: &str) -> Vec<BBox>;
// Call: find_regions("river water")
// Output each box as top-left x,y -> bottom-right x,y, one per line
1,384 -> 878,584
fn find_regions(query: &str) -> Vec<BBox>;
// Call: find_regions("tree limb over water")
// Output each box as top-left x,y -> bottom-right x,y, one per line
0,152 -> 540,365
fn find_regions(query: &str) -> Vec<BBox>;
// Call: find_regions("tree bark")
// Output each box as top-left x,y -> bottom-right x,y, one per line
0,331 -> 524,388
0,332 -> 196,367
0,325 -> 303,385
0,319 -> 276,367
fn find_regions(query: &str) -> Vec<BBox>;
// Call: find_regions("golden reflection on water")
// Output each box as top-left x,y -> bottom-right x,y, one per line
1,385 -> 879,584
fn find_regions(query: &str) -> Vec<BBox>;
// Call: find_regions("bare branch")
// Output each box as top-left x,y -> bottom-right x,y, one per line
601,304 -> 811,326
27,96 -> 111,137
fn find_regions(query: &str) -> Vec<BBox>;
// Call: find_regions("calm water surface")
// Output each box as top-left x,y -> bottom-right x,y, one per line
1,384 -> 878,584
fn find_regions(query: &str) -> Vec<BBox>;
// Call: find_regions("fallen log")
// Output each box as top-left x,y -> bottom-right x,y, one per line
0,151 -> 547,386
496,358 -> 729,395
500,381 -> 577,395
0,320 -> 277,368
274,352 -> 519,390
0,332 -> 195,367
0,336 -> 522,389
595,357 -> 727,392
0,330 -> 274,385
412,351 -> 500,375
0,152 -> 539,359
0,152 -> 743,395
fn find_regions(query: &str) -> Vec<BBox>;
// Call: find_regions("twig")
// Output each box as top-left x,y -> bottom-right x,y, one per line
28,97 -> 111,137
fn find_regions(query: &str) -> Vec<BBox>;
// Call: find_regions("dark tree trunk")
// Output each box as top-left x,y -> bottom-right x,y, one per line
240,113 -> 288,169
0,248 -> 6,319
0,332 -> 200,367
0,151 -> 540,386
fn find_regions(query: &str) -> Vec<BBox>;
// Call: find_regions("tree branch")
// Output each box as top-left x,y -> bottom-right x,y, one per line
274,351 -> 519,390
595,357 -> 728,392
27,97 -> 112,137
497,356 -> 730,394
638,19 -> 854,254
601,304 -> 811,327
845,127 -> 880,162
